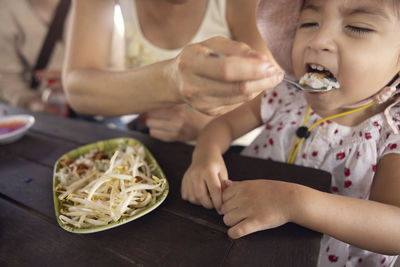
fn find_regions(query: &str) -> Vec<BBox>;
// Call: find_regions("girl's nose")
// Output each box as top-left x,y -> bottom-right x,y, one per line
307,25 -> 337,53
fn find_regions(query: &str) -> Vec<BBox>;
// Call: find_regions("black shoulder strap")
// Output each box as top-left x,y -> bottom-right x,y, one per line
30,0 -> 71,89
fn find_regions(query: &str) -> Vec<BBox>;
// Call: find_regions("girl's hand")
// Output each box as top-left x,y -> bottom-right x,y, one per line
168,36 -> 283,116
221,180 -> 301,239
181,148 -> 229,212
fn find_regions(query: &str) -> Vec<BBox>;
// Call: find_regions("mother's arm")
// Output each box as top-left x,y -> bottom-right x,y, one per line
227,0 -> 280,69
63,0 -> 177,115
63,0 -> 282,116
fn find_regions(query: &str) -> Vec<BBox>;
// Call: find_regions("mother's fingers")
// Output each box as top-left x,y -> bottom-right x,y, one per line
178,38 -> 278,83
196,54 -> 278,82
184,78 -> 282,117
201,36 -> 267,60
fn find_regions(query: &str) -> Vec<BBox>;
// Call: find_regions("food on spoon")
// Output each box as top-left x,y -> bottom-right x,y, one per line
299,64 -> 340,91
54,144 -> 167,229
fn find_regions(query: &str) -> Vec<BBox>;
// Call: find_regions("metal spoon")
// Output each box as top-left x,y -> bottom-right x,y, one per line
283,77 -> 336,93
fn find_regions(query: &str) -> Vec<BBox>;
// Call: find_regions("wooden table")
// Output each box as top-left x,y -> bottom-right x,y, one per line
0,103 -> 332,267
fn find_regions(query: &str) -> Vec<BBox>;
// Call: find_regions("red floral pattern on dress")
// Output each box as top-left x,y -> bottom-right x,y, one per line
336,152 -> 346,160
269,138 -> 274,145
372,165 -> 376,172
329,255 -> 339,263
344,180 -> 352,188
389,143 -> 398,150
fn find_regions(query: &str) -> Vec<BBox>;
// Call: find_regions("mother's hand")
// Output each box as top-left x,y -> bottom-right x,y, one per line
167,36 -> 283,116
144,104 -> 211,142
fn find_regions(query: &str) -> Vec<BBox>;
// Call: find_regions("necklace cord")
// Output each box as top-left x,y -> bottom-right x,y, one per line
287,101 -> 376,164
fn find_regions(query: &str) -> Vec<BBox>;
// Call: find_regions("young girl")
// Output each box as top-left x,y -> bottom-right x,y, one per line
181,0 -> 400,266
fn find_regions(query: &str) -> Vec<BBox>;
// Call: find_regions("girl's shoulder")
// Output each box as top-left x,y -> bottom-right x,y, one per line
348,104 -> 400,158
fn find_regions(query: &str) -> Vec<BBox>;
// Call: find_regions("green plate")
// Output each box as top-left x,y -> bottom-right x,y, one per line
53,137 -> 169,234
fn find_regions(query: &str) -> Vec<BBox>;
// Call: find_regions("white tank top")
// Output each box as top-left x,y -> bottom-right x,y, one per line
117,0 -> 231,68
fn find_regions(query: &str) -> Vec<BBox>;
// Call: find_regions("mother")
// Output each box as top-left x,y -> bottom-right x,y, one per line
62,0 -> 283,141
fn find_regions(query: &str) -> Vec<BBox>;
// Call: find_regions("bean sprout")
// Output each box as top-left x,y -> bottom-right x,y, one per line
54,144 -> 167,229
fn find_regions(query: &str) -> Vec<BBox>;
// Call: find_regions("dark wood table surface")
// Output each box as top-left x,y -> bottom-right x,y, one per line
0,103 -> 332,267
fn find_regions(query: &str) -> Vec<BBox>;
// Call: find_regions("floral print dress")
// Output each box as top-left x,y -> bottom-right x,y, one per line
241,81 -> 400,267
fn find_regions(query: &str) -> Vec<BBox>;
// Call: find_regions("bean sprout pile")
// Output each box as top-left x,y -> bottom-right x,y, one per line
54,144 -> 167,229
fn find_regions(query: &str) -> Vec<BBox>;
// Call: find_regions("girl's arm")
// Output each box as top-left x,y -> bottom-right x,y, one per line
295,154 -> 400,254
222,153 -> 400,254
63,0 -> 281,116
181,94 -> 263,211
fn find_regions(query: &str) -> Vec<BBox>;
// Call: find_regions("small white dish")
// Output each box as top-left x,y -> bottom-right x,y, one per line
0,114 -> 35,144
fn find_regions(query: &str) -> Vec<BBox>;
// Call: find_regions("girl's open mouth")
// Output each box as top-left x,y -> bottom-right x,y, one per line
299,64 -> 340,91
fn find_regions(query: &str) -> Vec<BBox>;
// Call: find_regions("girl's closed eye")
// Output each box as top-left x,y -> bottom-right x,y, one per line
345,25 -> 374,36
299,22 -> 318,29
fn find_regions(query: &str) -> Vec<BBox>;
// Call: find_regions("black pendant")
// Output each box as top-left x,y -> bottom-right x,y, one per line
296,126 -> 311,139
